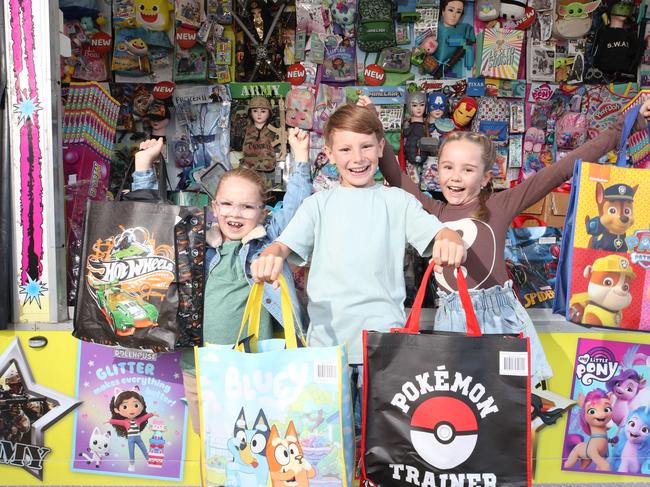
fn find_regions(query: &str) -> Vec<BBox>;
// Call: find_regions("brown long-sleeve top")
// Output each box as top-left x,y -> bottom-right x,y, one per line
379,117 -> 627,293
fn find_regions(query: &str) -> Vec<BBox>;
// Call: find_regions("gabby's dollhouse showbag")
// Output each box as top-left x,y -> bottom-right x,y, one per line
562,337 -> 650,478
197,277 -> 354,487
554,103 -> 650,331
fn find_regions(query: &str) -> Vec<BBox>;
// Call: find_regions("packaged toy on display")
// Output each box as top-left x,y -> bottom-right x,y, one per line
362,265 -> 531,487
505,225 -> 563,309
555,103 -> 650,331
71,341 -> 187,479
563,337 -> 650,476
197,277 -> 353,487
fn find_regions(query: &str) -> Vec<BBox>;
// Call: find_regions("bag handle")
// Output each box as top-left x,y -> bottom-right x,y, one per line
511,215 -> 547,228
235,275 -> 306,351
399,261 -> 481,336
617,103 -> 642,167
118,155 -> 171,201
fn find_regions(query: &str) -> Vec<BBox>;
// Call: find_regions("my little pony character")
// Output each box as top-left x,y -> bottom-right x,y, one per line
607,345 -> 649,427
79,427 -> 111,468
225,408 -> 271,487
563,389 -> 614,471
267,421 -> 316,487
611,406 -> 650,473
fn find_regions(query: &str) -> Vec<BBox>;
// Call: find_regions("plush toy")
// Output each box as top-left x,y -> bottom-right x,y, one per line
477,0 -> 501,21
499,0 -> 526,27
80,16 -> 98,35
552,0 -> 601,39
135,0 -> 173,31
330,0 -> 357,37
452,96 -> 478,128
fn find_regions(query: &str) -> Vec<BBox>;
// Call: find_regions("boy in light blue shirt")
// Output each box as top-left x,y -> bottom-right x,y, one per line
251,102 -> 465,364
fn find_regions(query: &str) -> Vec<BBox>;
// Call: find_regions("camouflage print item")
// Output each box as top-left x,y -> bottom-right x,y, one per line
242,124 -> 278,172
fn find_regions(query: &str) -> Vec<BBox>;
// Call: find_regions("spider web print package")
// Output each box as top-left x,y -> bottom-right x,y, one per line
562,337 -> 650,477
74,200 -> 204,351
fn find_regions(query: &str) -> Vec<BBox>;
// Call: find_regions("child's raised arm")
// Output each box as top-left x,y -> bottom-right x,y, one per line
135,138 -> 164,171
288,127 -> 309,163
251,242 -> 292,289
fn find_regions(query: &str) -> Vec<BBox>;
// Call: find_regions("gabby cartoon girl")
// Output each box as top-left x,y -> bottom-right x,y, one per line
611,406 -> 650,474
107,386 -> 156,471
564,389 -> 614,471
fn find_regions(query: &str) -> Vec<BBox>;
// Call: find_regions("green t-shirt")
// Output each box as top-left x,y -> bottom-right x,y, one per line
182,240 -> 272,373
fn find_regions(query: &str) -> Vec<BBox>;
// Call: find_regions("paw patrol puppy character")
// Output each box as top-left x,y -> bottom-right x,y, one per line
569,254 -> 635,327
266,421 -> 316,487
586,183 -> 638,252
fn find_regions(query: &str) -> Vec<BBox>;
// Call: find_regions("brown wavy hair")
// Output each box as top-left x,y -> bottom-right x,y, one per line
109,390 -> 149,438
323,102 -> 385,145
215,167 -> 269,202
438,131 -> 495,222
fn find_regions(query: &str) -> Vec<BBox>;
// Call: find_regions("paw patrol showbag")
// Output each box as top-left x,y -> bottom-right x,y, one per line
361,264 -> 532,487
197,276 -> 354,487
554,103 -> 650,331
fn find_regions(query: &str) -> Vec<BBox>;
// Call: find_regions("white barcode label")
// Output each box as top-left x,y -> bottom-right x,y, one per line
499,352 -> 528,376
314,362 -> 338,383
538,236 -> 557,244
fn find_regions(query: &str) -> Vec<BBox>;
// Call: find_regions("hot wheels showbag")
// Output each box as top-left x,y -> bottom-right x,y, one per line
197,276 -> 354,487
562,337 -> 650,477
554,104 -> 650,330
362,265 -> 531,487
73,200 -> 203,350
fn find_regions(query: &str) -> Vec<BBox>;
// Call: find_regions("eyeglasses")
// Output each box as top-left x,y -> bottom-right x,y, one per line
213,201 -> 265,218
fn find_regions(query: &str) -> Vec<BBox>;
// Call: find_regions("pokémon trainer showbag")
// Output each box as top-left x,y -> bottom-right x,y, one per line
362,266 -> 532,487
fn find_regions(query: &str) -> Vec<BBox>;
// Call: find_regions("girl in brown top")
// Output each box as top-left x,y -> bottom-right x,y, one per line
378,99 -> 650,386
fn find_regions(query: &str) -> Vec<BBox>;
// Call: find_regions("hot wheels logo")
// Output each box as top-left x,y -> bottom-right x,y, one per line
627,229 -> 650,269
576,347 -> 619,386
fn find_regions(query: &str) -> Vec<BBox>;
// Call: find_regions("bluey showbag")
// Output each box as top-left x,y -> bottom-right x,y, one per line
362,265 -> 532,487
197,276 -> 354,487
554,103 -> 650,331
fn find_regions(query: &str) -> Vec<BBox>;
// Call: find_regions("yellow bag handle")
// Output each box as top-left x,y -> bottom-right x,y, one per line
235,275 -> 306,351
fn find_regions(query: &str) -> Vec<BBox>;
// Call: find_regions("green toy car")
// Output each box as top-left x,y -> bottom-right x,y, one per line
94,281 -> 159,336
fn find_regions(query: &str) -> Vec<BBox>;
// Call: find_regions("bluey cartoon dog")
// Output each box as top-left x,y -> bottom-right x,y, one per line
267,421 -> 316,487
225,408 -> 271,487
586,182 -> 638,252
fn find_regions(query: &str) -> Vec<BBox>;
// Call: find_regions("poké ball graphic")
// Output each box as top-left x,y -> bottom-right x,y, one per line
410,396 -> 478,470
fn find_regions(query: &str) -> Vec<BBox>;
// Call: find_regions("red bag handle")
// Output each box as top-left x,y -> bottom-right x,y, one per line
511,215 -> 547,228
397,261 -> 482,336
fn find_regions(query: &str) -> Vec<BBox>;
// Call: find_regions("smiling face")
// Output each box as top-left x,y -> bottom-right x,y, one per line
585,398 -> 614,428
213,176 -> 266,241
626,414 -> 650,444
614,378 -> 641,400
438,140 -> 491,207
442,0 -> 465,26
115,397 -> 144,420
325,129 -> 385,188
